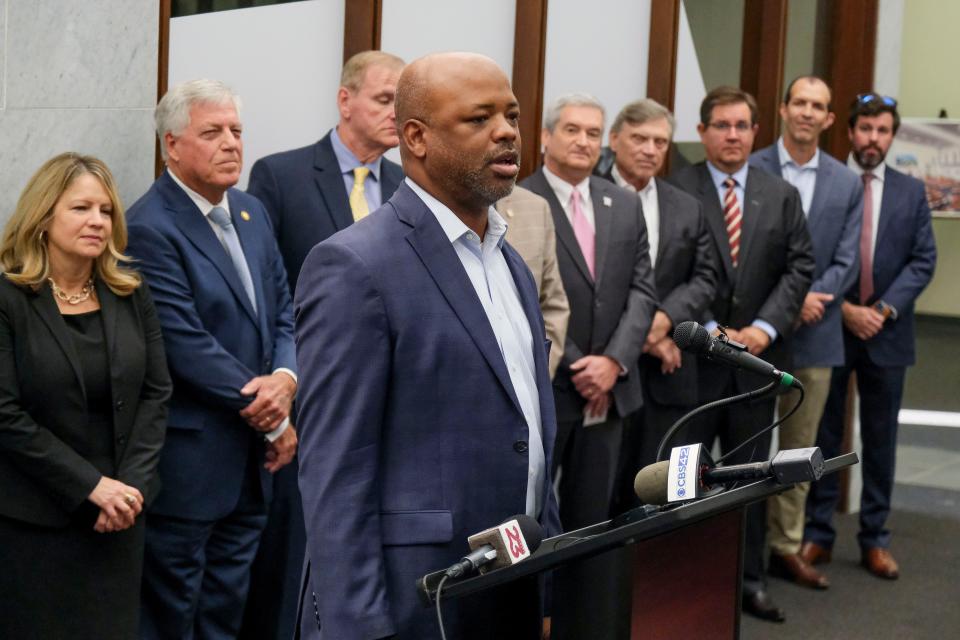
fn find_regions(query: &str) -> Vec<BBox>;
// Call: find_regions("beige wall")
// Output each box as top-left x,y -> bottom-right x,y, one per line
898,0 -> 960,317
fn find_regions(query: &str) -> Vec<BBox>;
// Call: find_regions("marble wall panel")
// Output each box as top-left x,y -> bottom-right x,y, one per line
0,109 -> 156,226
6,0 -> 157,109
0,0 -> 7,109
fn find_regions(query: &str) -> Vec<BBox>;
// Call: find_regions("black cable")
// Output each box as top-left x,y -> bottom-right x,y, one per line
435,574 -> 450,640
655,380 -> 778,462
716,383 -> 805,465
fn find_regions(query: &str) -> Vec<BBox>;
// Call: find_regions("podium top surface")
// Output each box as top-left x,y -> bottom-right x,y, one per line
418,452 -> 858,604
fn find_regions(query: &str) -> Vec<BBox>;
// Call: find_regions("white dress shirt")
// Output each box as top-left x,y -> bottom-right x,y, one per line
611,165 -> 660,267
543,165 -> 595,231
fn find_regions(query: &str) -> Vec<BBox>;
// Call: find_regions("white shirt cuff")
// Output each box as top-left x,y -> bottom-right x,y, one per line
273,367 -> 298,384
264,417 -> 290,442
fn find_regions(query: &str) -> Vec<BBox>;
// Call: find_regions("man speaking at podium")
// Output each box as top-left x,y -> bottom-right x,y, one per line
294,53 -> 560,640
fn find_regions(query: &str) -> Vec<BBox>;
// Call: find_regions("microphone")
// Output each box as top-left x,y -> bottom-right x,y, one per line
673,321 -> 802,389
634,444 -> 825,505
444,514 -> 543,579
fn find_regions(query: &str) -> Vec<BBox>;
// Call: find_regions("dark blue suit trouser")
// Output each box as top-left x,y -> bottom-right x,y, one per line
239,459 -> 305,640
141,457 -> 268,640
805,342 -> 905,551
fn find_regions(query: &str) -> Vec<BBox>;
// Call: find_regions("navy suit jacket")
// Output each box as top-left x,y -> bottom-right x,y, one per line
845,165 -> 936,366
126,171 -> 297,520
294,182 -> 561,640
247,131 -> 404,292
751,145 -> 863,368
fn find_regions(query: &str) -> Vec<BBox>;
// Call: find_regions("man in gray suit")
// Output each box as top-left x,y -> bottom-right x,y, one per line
751,76 -> 862,591
521,93 -> 657,640
671,86 -> 814,623
496,187 -> 570,378
599,99 -> 719,484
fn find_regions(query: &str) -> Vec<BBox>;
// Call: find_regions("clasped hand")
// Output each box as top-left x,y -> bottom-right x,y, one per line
87,476 -> 143,533
240,372 -> 296,432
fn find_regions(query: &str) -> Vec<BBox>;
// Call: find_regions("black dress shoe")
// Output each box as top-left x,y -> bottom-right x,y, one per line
742,589 -> 786,623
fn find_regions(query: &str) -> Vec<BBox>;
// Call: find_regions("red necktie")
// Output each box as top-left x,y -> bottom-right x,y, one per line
859,173 -> 875,303
723,177 -> 742,267
570,189 -> 595,279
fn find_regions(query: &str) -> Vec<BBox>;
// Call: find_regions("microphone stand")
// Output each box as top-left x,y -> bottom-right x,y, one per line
655,380 -> 778,462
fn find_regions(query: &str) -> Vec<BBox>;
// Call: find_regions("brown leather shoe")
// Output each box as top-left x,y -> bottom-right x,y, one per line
800,540 -> 832,565
862,547 -> 899,579
769,552 -> 830,589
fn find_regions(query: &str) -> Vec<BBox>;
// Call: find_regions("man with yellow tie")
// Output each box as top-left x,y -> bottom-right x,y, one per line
242,50 -> 404,640
248,50 -> 406,292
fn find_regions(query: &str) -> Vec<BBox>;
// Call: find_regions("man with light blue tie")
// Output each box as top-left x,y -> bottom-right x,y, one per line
670,86 -> 814,623
127,79 -> 298,640
751,76 -> 862,591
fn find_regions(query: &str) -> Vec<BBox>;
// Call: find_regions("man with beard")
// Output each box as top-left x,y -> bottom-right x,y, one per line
293,52 -> 561,640
803,94 -> 936,581
521,94 -> 657,640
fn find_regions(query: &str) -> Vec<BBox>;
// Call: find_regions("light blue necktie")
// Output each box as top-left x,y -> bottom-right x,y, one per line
208,206 -> 257,313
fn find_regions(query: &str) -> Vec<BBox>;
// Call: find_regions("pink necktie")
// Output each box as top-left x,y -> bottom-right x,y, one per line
859,173 -> 875,303
570,189 -> 595,279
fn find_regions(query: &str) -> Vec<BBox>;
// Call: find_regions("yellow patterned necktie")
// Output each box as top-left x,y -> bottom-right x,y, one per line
349,166 -> 371,221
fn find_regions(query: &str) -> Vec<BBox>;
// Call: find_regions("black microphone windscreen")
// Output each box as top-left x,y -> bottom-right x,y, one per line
634,460 -> 671,506
510,514 -> 544,552
673,321 -> 710,353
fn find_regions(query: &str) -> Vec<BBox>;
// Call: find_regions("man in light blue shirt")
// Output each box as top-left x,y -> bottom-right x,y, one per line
751,76 -> 862,592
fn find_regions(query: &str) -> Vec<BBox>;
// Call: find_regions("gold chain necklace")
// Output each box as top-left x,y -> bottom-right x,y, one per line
48,277 -> 95,305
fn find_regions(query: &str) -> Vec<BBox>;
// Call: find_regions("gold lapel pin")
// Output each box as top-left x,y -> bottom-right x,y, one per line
240,210 -> 251,221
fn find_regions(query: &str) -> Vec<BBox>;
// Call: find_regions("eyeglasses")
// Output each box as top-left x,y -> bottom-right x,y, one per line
708,121 -> 753,133
856,93 -> 897,108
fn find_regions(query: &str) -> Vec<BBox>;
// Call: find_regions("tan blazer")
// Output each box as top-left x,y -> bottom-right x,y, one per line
497,186 -> 570,378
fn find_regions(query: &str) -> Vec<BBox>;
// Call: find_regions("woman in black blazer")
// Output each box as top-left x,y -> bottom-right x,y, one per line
0,152 -> 171,638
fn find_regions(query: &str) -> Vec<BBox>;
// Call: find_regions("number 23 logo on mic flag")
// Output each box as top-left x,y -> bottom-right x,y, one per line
499,521 -> 531,562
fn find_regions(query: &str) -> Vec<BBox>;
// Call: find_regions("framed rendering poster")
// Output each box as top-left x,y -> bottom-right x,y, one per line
888,118 -> 960,218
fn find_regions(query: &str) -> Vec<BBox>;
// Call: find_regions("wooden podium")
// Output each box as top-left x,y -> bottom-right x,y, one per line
419,452 -> 858,639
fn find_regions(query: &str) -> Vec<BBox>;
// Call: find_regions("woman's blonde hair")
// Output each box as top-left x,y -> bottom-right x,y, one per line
0,152 -> 140,295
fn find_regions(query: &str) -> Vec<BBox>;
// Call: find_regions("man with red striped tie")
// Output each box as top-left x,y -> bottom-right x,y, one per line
670,85 -> 815,624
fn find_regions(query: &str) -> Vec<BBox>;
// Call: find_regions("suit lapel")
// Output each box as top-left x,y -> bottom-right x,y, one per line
736,167 -> 764,279
95,280 -> 119,366
696,164 -> 735,281
397,186 -> 524,415
504,245 -> 550,385
590,178 -> 613,285
163,178 -> 259,328
807,156 -> 833,229
314,136 -> 355,232
29,283 -> 86,401
875,169 -> 899,252
653,178 -> 672,272
529,170 -> 594,286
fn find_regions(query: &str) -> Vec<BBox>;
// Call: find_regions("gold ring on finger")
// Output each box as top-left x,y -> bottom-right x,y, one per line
124,493 -> 136,506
